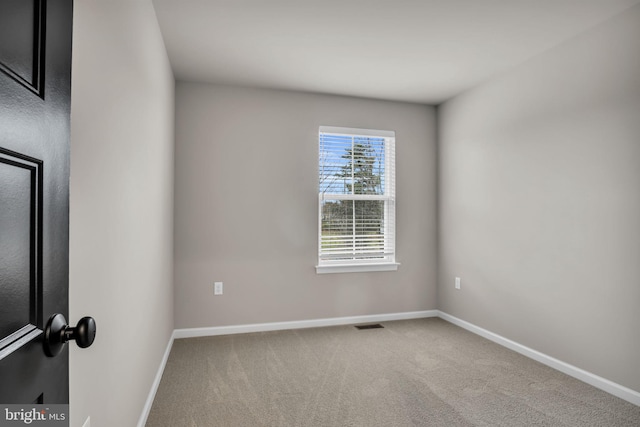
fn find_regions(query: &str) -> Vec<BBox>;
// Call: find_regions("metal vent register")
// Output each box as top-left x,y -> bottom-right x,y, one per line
355,324 -> 384,330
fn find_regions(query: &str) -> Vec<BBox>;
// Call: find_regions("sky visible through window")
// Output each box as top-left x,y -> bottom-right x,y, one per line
319,133 -> 386,196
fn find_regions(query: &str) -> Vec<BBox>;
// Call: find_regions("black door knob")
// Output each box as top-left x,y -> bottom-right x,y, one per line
44,314 -> 96,357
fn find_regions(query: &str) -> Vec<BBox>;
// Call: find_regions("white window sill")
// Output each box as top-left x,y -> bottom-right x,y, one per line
316,262 -> 400,274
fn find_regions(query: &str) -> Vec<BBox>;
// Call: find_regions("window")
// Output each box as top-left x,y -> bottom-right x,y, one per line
317,126 -> 398,274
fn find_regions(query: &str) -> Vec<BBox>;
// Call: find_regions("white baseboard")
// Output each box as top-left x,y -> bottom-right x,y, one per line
174,310 -> 438,339
437,311 -> 640,407
137,330 -> 176,427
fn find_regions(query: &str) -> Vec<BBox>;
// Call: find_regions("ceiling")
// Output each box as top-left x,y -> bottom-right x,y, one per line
152,0 -> 639,104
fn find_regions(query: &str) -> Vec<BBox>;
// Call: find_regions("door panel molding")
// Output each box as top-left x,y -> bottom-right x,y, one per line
0,324 -> 41,361
0,0 -> 46,98
0,147 -> 43,361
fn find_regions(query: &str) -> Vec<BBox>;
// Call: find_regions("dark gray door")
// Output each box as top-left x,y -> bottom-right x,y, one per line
0,0 -> 73,404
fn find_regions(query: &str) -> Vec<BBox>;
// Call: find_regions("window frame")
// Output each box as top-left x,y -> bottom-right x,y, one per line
316,126 -> 399,274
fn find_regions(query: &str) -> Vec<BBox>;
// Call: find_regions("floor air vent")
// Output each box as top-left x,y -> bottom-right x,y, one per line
355,324 -> 384,330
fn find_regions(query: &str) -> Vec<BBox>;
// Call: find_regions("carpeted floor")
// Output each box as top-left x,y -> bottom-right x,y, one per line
146,318 -> 640,426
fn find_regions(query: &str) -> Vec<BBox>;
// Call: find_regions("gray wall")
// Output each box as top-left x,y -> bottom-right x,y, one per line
69,1 -> 174,426
438,4 -> 640,392
174,83 -> 437,328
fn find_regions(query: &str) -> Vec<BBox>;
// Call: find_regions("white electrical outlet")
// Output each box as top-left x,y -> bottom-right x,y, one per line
214,281 -> 223,295
455,277 -> 461,290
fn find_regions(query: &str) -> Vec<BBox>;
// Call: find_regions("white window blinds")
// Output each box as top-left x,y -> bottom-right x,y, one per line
318,126 -> 396,269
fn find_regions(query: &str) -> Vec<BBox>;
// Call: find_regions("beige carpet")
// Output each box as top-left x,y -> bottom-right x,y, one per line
146,318 -> 640,426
